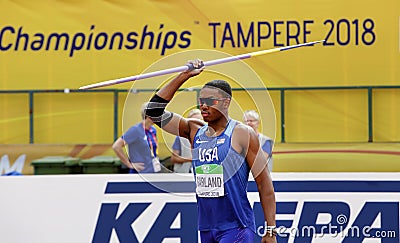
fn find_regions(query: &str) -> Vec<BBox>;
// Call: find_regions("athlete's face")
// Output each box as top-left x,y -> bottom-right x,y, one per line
198,87 -> 229,122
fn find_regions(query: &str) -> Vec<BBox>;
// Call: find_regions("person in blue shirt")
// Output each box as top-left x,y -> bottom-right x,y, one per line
145,60 -> 276,242
171,108 -> 203,173
113,102 -> 161,173
243,110 -> 274,172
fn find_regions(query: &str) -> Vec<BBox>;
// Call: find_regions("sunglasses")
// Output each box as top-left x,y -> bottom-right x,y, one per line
198,97 -> 226,106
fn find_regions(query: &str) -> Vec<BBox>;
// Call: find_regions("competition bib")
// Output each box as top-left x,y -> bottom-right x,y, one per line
195,164 -> 224,198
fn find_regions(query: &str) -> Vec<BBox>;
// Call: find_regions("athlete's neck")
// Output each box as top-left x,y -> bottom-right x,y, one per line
207,117 -> 230,137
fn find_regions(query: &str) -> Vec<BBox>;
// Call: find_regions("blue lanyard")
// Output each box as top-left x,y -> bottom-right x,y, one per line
143,123 -> 157,158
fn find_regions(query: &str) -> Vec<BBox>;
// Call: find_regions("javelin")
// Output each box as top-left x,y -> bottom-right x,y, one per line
79,40 -> 325,90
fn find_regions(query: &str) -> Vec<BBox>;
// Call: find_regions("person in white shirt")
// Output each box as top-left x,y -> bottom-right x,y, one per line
243,110 -> 274,172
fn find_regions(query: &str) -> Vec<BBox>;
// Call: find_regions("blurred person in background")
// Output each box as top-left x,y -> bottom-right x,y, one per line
171,108 -> 203,173
113,102 -> 161,173
243,110 -> 274,172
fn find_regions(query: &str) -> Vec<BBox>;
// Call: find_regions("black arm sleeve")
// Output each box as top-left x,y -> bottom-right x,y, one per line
145,94 -> 173,127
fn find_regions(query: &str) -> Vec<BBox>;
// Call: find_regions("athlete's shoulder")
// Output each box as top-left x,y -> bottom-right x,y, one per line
232,122 -> 257,140
233,121 -> 253,133
230,121 -> 258,155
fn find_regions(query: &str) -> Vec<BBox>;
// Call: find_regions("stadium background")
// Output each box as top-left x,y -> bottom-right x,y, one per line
1,0 -> 399,175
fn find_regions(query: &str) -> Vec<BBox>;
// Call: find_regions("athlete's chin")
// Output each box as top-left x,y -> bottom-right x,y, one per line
202,116 -> 213,122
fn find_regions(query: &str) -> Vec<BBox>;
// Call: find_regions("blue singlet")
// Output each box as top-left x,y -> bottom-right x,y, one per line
192,120 -> 256,237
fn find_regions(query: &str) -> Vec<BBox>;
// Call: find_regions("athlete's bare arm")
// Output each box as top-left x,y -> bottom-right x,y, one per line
232,123 -> 276,242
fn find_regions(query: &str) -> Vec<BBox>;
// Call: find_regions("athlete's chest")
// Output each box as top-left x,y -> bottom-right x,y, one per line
193,135 -> 229,164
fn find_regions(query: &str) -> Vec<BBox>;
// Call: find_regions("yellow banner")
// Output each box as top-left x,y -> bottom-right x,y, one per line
0,0 -> 399,89
0,0 -> 399,145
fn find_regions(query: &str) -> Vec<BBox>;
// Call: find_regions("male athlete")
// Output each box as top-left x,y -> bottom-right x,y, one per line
145,59 -> 276,243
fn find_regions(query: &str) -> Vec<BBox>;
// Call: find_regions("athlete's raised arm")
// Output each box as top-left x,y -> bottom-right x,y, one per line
145,59 -> 205,141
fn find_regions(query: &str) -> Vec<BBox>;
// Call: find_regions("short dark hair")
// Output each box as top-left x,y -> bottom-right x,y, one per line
203,80 -> 232,98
